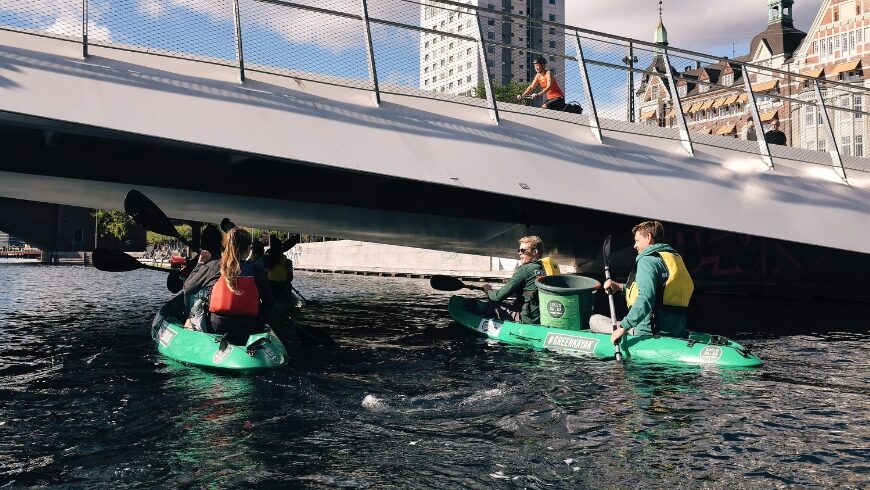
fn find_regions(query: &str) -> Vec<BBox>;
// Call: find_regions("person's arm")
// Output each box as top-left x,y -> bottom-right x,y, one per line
253,264 -> 274,309
520,80 -> 538,98
620,257 -> 657,331
485,267 -> 525,302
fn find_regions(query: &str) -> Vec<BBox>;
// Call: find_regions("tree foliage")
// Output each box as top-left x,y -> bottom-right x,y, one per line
146,225 -> 192,245
474,80 -> 530,104
93,210 -> 132,242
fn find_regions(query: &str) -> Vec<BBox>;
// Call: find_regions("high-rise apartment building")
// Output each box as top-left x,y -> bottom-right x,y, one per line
419,0 -> 565,96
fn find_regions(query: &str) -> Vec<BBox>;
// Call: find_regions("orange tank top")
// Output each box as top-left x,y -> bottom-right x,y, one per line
534,70 -> 564,100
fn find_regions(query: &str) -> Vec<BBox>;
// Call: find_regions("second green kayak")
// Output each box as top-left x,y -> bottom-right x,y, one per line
449,296 -> 762,368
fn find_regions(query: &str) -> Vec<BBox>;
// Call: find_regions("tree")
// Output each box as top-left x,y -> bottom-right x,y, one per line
146,224 -> 192,245
93,210 -> 132,242
474,80 -> 530,104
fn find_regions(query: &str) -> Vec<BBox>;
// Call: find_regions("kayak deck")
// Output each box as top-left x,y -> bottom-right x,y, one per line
448,296 -> 762,368
151,295 -> 288,371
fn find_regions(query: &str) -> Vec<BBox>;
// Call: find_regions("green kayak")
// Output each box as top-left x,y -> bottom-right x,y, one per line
150,295 -> 288,371
449,296 -> 763,368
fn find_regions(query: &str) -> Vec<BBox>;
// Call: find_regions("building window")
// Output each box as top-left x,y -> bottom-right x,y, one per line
835,35 -> 840,49
678,85 -> 687,96
855,95 -> 863,118
856,135 -> 864,156
805,106 -> 815,126
549,27 -> 556,34
859,29 -> 864,43
424,80 -> 429,86
833,7 -> 839,22
487,32 -> 494,40
813,40 -> 818,53
487,46 -> 494,54
818,139 -> 826,151
549,14 -> 556,21
467,75 -> 471,82
842,135 -> 852,156
651,89 -> 659,101
488,19 -> 495,26
549,40 -> 556,48
850,31 -> 856,52
549,0 -> 556,4
722,73 -> 733,86
841,94 -> 852,108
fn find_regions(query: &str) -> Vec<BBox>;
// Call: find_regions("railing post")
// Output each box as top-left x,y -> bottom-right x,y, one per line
232,0 -> 245,84
359,0 -> 380,107
474,10 -> 499,124
81,0 -> 88,59
662,49 -> 693,156
742,67 -> 774,169
573,32 -> 602,143
814,80 -> 848,184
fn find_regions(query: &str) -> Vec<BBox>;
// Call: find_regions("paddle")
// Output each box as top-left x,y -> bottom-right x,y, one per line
125,190 -> 196,251
92,248 -> 184,293
602,235 -> 622,361
430,275 -> 485,292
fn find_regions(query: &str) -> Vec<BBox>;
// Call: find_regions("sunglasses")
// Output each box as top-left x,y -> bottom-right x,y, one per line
518,248 -> 531,254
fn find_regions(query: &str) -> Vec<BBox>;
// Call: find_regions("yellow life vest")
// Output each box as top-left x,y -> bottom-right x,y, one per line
625,251 -> 693,308
267,255 -> 290,283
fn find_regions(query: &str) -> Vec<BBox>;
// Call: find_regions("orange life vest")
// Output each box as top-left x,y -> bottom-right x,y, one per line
209,263 -> 260,316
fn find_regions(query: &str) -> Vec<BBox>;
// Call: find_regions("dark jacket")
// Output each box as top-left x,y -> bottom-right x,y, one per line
487,261 -> 544,324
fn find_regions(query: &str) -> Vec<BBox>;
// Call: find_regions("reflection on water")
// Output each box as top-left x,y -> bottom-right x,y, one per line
0,265 -> 867,487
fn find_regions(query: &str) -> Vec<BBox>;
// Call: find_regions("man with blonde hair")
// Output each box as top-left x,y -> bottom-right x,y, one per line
590,221 -> 694,344
482,235 -> 546,324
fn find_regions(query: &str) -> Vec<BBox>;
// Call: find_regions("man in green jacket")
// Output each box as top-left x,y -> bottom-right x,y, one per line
595,221 -> 694,344
482,235 -> 545,324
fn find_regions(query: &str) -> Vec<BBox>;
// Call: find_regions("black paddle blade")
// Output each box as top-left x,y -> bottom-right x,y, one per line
430,275 -> 465,291
602,234 -> 612,268
124,190 -> 180,238
166,269 -> 184,293
219,218 -> 236,233
92,248 -> 144,272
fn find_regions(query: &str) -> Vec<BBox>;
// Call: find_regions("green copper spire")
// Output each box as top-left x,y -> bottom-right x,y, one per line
654,0 -> 668,46
768,0 -> 795,26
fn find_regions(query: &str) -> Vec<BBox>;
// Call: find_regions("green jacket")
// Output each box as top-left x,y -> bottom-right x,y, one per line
487,261 -> 544,324
621,243 -> 689,338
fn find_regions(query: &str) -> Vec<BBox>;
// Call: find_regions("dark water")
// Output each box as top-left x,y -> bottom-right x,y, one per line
0,265 -> 868,488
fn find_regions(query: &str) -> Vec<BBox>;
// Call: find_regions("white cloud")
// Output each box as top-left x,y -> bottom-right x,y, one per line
567,0 -> 823,57
139,0 -> 166,19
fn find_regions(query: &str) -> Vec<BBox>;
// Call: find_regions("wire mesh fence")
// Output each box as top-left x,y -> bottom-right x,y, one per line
2,0 -> 870,177
241,0 -> 371,89
0,0 -> 83,41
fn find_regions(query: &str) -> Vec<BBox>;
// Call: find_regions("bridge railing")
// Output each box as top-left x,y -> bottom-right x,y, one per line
1,0 -> 869,183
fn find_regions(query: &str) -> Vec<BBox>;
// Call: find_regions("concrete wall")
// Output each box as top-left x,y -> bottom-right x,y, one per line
291,240 -> 517,277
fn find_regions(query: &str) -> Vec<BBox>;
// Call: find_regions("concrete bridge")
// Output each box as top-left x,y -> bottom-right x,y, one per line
0,1 -> 868,298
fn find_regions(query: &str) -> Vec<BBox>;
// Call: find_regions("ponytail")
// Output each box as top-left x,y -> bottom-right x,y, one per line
220,228 -> 252,294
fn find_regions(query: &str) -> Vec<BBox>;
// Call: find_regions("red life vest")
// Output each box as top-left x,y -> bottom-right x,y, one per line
209,263 -> 260,316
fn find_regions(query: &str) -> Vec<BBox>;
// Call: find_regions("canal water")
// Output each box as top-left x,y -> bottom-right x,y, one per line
0,264 -> 867,488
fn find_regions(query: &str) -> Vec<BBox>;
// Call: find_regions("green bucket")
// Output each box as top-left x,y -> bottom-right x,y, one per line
536,275 -> 600,330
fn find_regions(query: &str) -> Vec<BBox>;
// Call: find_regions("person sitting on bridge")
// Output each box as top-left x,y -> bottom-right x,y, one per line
208,227 -> 274,345
589,221 -> 694,344
517,56 -> 565,111
763,119 -> 787,146
481,235 -> 546,324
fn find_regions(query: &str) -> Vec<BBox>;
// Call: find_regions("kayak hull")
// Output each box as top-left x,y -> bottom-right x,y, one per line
448,296 -> 762,368
151,296 -> 288,371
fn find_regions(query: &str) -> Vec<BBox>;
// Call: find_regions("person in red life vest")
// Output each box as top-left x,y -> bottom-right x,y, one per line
517,56 -> 565,111
208,227 -> 274,345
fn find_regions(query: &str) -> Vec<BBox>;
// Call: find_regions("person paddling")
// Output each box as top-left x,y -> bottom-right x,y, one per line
209,227 -> 274,345
481,235 -> 546,324
590,221 -> 694,344
181,224 -> 223,331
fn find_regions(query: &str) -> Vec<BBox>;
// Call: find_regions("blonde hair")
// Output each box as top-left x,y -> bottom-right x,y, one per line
220,228 -> 252,294
632,221 -> 664,243
519,235 -> 543,257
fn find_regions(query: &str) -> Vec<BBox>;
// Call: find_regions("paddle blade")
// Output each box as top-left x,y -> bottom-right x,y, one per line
125,190 -> 180,238
219,218 -> 236,233
166,269 -> 184,293
602,234 -> 612,268
430,275 -> 465,291
92,248 -> 144,272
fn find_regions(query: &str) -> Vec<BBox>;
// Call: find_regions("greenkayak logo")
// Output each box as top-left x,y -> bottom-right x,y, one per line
700,346 -> 722,363
157,326 -> 176,347
547,300 -> 565,319
477,319 -> 501,336
213,344 -> 233,364
543,333 -> 599,353
262,346 -> 279,363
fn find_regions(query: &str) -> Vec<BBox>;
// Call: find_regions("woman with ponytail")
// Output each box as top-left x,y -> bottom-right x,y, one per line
208,227 -> 274,344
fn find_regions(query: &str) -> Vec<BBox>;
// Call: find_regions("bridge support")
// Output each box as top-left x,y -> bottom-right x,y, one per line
742,67 -> 774,169
572,32 -> 602,143
232,0 -> 245,84
359,0 -> 380,107
814,81 -> 849,184
662,49 -> 693,156
474,11 -> 499,125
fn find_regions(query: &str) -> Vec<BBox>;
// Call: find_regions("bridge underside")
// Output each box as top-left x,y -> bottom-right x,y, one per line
1,112 -> 868,300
